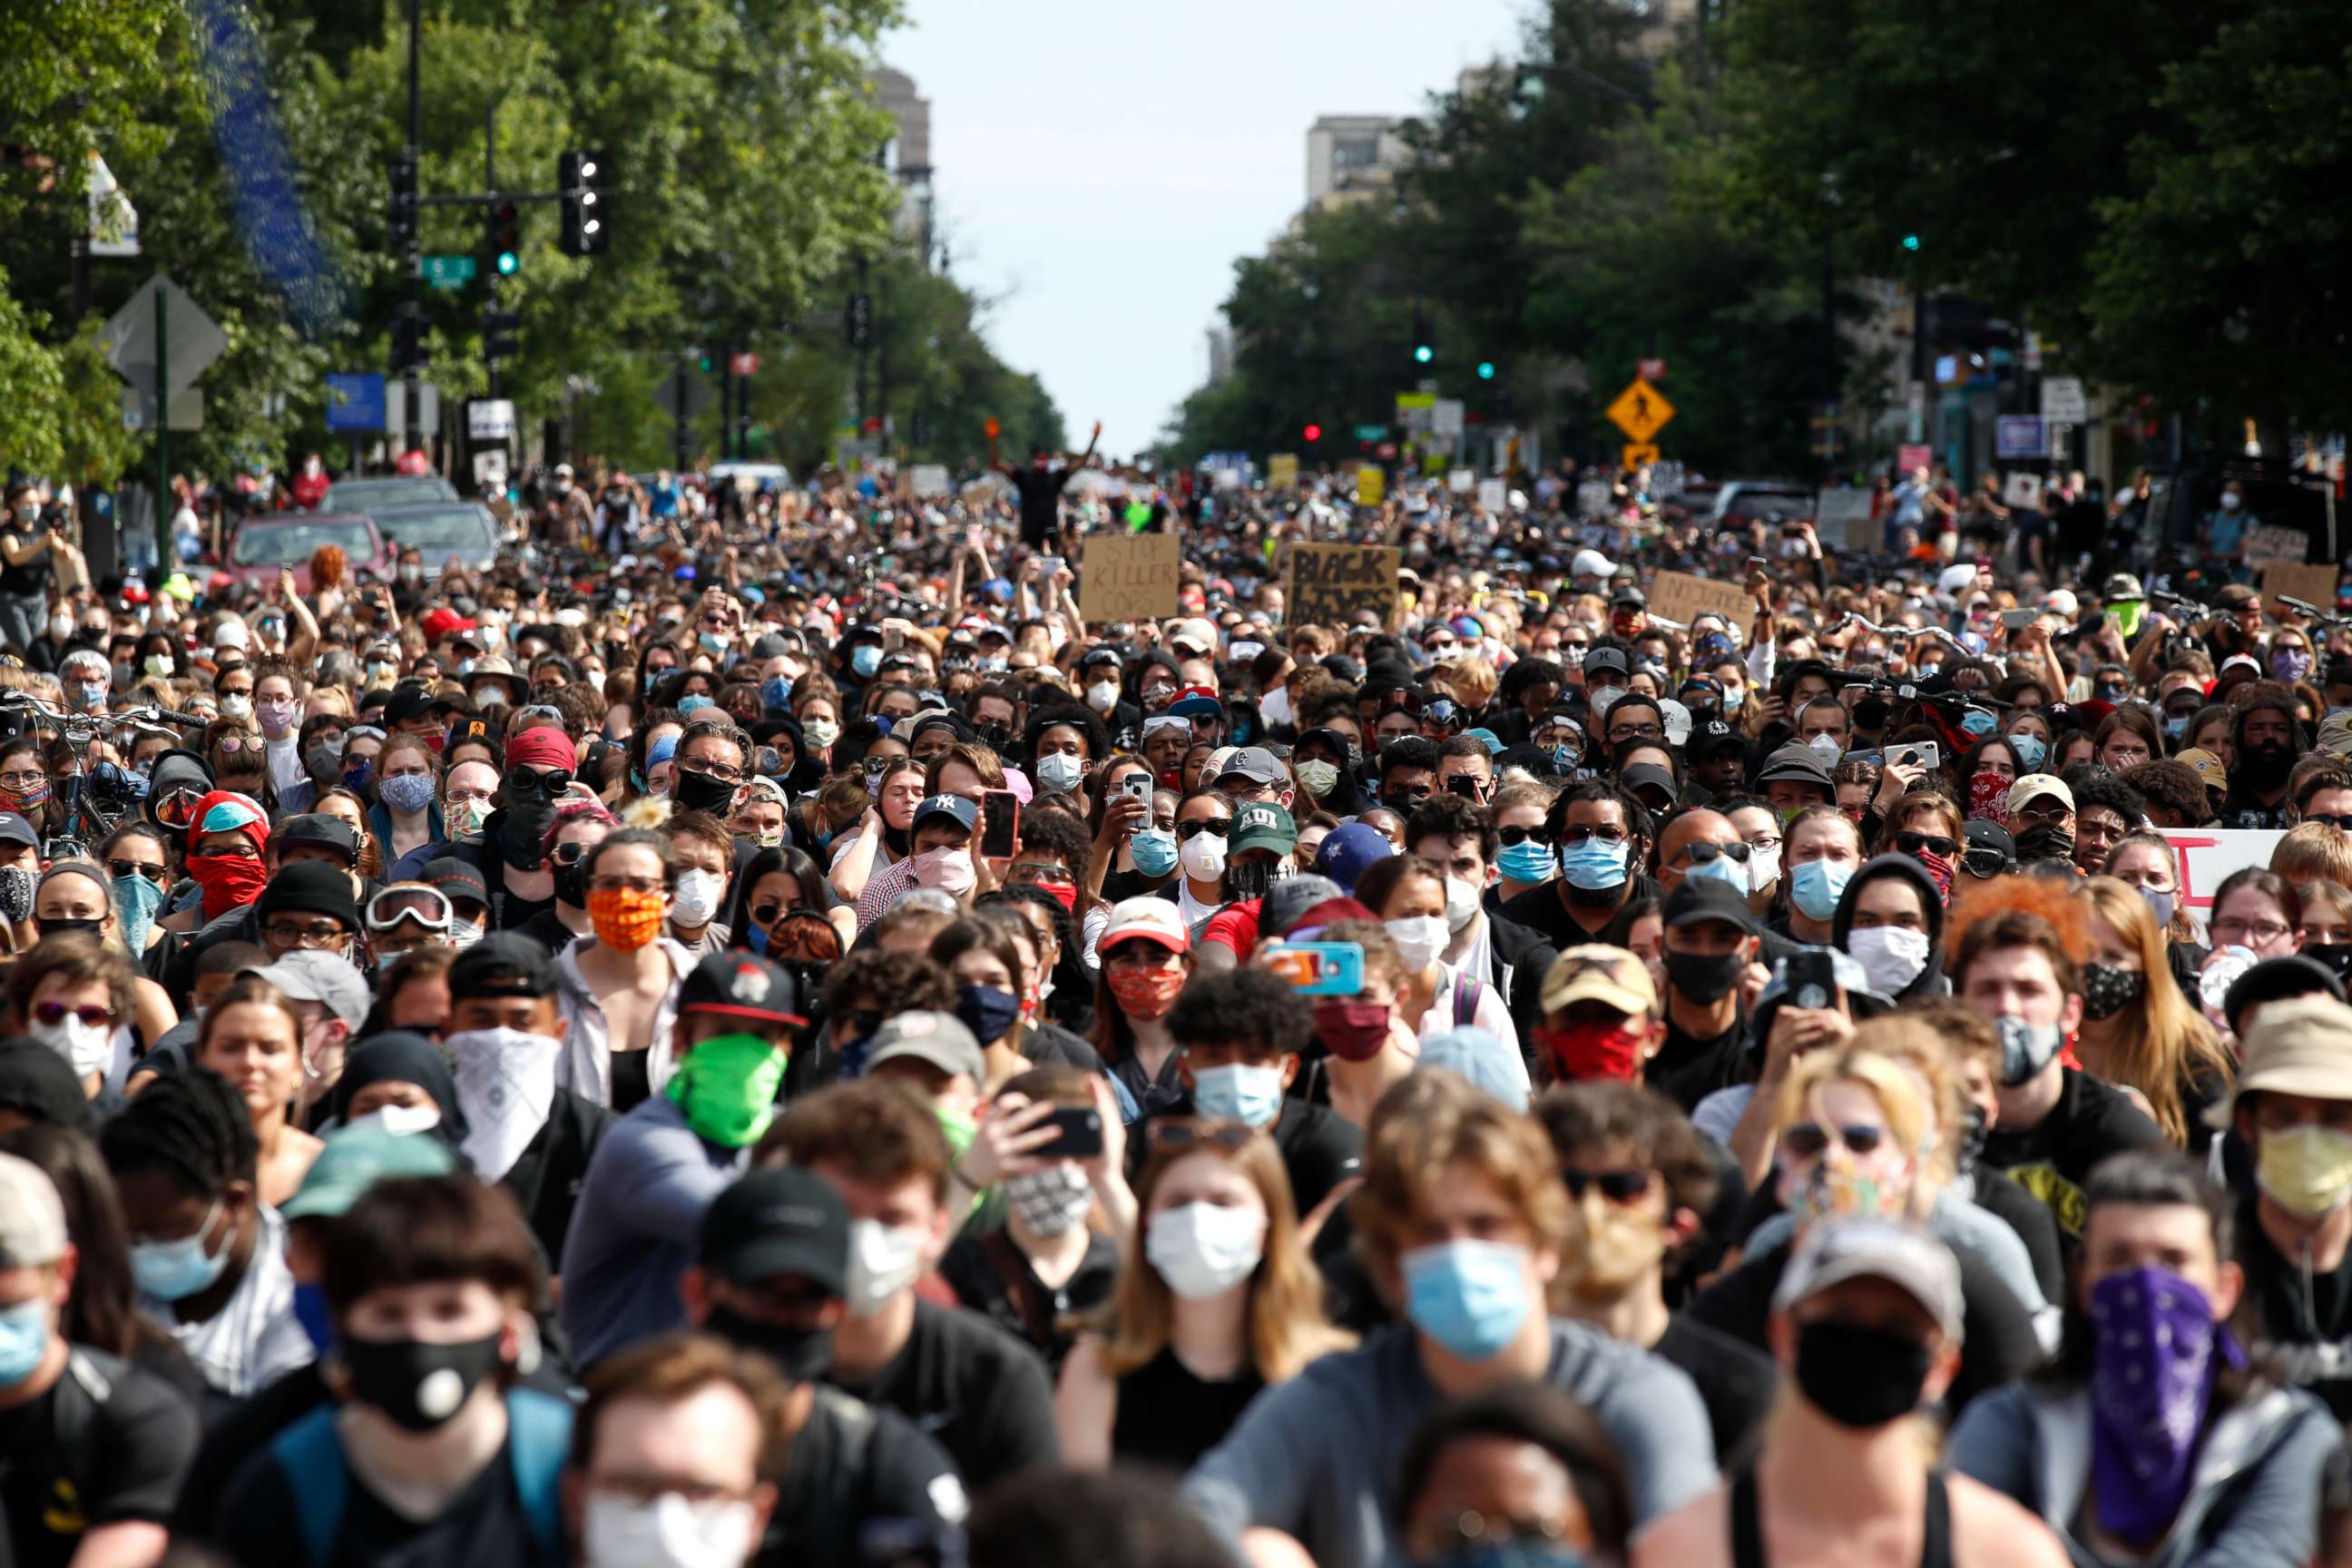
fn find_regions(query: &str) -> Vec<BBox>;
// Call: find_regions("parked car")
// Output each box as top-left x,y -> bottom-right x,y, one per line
1710,480 -> 1817,529
322,475 -> 458,512
708,460 -> 791,493
363,501 -> 501,575
225,512 -> 392,593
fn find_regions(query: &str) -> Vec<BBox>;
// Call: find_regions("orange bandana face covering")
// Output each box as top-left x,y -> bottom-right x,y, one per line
588,887 -> 667,951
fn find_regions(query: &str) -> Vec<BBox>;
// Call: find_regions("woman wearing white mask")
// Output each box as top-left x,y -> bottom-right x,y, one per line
1831,857 -> 1950,1005
1055,1119 -> 1351,1469
1355,855 -> 1525,1079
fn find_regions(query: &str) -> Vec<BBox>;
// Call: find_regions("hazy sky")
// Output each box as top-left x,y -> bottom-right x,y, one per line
885,1 -> 1534,457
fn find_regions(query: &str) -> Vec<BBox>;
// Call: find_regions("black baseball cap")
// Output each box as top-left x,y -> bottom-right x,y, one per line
1661,877 -> 1758,936
279,814 -> 360,866
447,932 -> 554,1000
1583,647 -> 1632,679
699,1167 -> 849,1298
678,951 -> 806,1028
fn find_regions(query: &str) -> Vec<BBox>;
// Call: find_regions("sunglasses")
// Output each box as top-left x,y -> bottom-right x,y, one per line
509,764 -> 575,795
1781,1122 -> 1887,1160
1147,1118 -> 1258,1156
105,858 -> 163,881
1896,831 -> 1958,858
1496,825 -> 1545,848
1176,819 -> 1230,841
1562,1169 -> 1655,1204
33,999 -> 114,1029
1682,840 -> 1751,866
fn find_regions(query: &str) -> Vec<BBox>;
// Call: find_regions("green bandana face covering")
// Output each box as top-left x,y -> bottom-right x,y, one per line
934,1102 -> 977,1164
668,1032 -> 788,1148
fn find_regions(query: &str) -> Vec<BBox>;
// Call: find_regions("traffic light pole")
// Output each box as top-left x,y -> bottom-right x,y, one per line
484,100 -> 499,400
404,0 -> 423,452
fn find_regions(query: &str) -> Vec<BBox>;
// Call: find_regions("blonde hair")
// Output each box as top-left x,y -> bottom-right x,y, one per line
1101,1130 -> 1348,1385
1352,1071 -> 1573,1279
1843,1017 -> 1968,1189
2274,822 -> 2352,890
1773,1047 -> 1934,1213
1437,654 -> 1498,710
2077,877 -> 2232,1147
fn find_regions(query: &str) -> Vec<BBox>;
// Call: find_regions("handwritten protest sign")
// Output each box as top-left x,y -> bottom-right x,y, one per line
1647,569 -> 1755,631
2243,524 -> 2308,568
1080,533 -> 1180,623
1356,466 -> 1386,506
2159,828 -> 2283,942
1268,454 -> 1298,494
2261,562 -> 2338,611
1288,544 -> 1402,629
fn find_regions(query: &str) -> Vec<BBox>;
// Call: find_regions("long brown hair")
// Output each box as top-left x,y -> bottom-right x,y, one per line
2078,876 -> 2233,1146
1100,1126 -> 1348,1385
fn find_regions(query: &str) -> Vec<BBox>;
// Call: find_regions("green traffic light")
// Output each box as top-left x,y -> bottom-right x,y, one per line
1414,345 -> 1434,364
1902,234 -> 1920,251
1477,361 -> 1494,379
496,250 -> 519,275
698,355 -> 712,373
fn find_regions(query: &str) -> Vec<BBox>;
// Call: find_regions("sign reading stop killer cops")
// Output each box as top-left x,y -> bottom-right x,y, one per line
1080,533 -> 1181,623
1288,544 -> 1402,629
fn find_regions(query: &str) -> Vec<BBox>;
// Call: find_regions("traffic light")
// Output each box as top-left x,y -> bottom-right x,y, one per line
1412,311 -> 1434,365
483,309 -> 520,363
1303,423 -> 1323,443
1902,233 -> 1921,251
487,201 -> 521,275
847,292 -> 874,349
390,310 -> 428,374
385,155 -> 417,249
1476,360 -> 1495,380
559,151 -> 612,256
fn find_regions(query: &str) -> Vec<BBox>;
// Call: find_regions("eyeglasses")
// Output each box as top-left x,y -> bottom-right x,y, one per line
33,999 -> 115,1029
1895,831 -> 1958,858
264,919 -> 348,950
1557,825 -> 1630,846
1175,819 -> 1229,841
105,858 -> 163,880
367,886 -> 452,933
214,735 -> 258,755
1496,825 -> 1546,848
678,754 -> 744,785
589,875 -> 666,895
1008,862 -> 1074,887
1146,1118 -> 1258,1155
1680,840 -> 1751,866
1609,722 -> 1665,742
2014,802 -> 2072,824
1781,1122 -> 1887,1160
1561,1168 -> 1656,1204
2212,916 -> 2293,946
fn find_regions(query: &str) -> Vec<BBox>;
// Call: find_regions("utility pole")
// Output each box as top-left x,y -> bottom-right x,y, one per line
483,100 -> 498,400
854,256 -> 869,430
403,0 -> 424,452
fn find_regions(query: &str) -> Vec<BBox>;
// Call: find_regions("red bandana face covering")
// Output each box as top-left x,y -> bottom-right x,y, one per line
1914,848 -> 1956,906
1107,965 -> 1184,1023
1535,1021 -> 1646,1083
189,853 -> 270,920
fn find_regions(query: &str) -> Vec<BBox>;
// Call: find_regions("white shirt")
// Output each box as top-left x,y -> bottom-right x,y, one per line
142,1204 -> 313,1398
1422,962 -> 1529,1093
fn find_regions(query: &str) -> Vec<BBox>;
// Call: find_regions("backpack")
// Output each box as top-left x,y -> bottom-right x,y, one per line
1451,974 -> 1486,1029
269,1387 -> 571,1566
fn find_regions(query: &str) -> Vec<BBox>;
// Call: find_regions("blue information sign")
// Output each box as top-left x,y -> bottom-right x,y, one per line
325,372 -> 387,432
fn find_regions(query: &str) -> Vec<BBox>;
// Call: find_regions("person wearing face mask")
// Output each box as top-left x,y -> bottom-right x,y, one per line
1951,1152 -> 2335,1568
1643,1216 -> 2067,1568
0,482 -> 57,655
367,733 -> 446,872
1648,880 -> 1769,1113
852,794 -> 985,933
1833,853 -> 1951,1007
660,811 -> 734,957
553,829 -> 695,1113
1356,855 -> 1527,1073
58,646 -> 109,717
1951,884 -> 2165,1246
0,1152 -> 201,1568
762,1077 -> 1061,1492
560,949 -> 802,1370
1406,794 -> 1559,1059
451,726 -> 585,931
1288,919 -> 1430,1132
101,1068 -> 312,1411
210,1174 -> 573,1568
1537,1081 -> 1780,1466
1500,780 -> 1659,950
1188,1071 -> 1716,1567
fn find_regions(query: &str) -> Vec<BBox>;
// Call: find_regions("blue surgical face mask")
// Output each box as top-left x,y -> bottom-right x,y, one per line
0,1297 -> 48,1387
1035,752 -> 1085,792
1560,837 -> 1631,891
1497,838 -> 1555,885
1131,827 -> 1179,879
2163,715 -> 2190,742
677,694 -> 714,716
1722,686 -> 1745,713
2140,886 -> 2176,929
1960,710 -> 1996,738
1402,1239 -> 1533,1361
699,631 -> 730,655
1191,1062 -> 1285,1127
2008,734 -> 2047,772
850,645 -> 882,678
1684,853 -> 1748,892
1789,858 -> 1853,922
131,1200 -> 230,1302
761,676 -> 793,711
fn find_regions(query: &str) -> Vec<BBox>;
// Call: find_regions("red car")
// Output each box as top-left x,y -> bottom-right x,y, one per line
223,511 -> 394,593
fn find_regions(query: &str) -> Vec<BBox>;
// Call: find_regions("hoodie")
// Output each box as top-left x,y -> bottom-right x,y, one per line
1830,853 -> 1951,1003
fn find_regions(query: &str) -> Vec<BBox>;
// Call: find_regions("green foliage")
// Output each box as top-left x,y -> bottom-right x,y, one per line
0,272 -> 70,475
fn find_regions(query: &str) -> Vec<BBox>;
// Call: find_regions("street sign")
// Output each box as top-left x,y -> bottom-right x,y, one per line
121,386 -> 201,431
1376,442 -> 1398,460
324,372 -> 387,432
654,366 -> 713,421
2040,377 -> 2087,424
422,254 -> 476,290
1396,392 -> 1435,435
1622,442 -> 1661,468
467,398 -> 515,441
730,352 -> 760,377
384,382 -> 442,439
1431,398 -> 1465,438
101,275 -> 225,397
1994,416 -> 2048,459
1639,357 -> 1667,382
1353,424 -> 1388,442
1605,379 -> 1675,444
1896,444 -> 1933,475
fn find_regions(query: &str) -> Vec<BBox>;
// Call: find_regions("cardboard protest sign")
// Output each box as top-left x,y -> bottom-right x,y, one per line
1079,533 -> 1180,623
1356,466 -> 1386,506
1268,454 -> 1299,494
2261,562 -> 2338,611
1288,544 -> 1402,630
1647,570 -> 1755,632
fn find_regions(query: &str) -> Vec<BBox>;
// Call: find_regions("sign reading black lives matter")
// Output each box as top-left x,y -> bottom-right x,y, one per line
1288,544 -> 1403,628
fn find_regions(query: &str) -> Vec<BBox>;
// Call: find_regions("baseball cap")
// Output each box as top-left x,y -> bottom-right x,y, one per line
2042,589 -> 2079,618
1230,802 -> 1298,858
1215,747 -> 1285,788
2007,774 -> 2074,815
1168,691 -> 1226,721
1415,1026 -> 1528,1112
0,1151 -> 67,1268
1100,897 -> 1190,955
699,1167 -> 850,1298
1756,743 -> 1835,792
1570,548 -> 1616,578
1620,763 -> 1678,806
678,951 -> 806,1029
1772,1217 -> 1965,1344
910,795 -> 977,834
2215,993 -> 2352,1122
421,856 -> 488,910
2174,749 -> 2229,792
1315,821 -> 1396,894
1259,874 -> 1344,939
2102,573 -> 2145,602
447,932 -> 555,1000
865,1010 -> 986,1083
0,813 -> 36,851
1662,877 -> 1759,936
1688,718 -> 1745,759
1961,819 -> 2017,877
1540,946 -> 1658,1018
279,814 -> 361,866
280,1123 -> 457,1221
243,951 -> 370,1029
1582,647 -> 1631,680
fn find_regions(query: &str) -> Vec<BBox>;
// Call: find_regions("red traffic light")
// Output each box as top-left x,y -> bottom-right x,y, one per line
1303,423 -> 1323,442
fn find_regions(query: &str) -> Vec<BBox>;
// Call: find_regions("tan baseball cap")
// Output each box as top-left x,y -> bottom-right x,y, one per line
2006,773 -> 2074,815
2175,748 -> 2230,792
2213,995 -> 2352,1126
1540,946 -> 1658,1018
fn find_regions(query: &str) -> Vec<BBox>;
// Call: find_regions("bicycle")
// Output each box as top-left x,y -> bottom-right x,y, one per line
0,691 -> 209,860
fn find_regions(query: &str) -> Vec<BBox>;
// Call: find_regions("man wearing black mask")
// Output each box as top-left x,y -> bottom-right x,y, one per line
456,725 -> 581,930
684,1166 -> 968,1557
1648,878 -> 1766,1112
674,715 -> 753,818
2222,683 -> 2303,829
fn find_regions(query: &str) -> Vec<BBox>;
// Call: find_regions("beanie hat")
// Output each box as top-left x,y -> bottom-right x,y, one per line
255,862 -> 360,931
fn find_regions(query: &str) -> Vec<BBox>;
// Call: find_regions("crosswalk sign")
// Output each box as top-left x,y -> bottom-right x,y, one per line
1606,379 -> 1676,444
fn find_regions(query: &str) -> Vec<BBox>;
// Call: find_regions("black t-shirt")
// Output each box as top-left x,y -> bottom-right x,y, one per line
0,524 -> 51,597
1498,874 -> 1661,951
2237,1187 -> 2352,1423
1101,867 -> 1178,906
1980,1066 -> 2165,1240
1009,467 -> 1073,545
936,1226 -> 1118,1373
214,1420 -> 558,1568
757,1387 -> 964,1568
1653,1312 -> 1778,1468
826,1298 -> 1058,1493
1646,1008 -> 1750,1114
0,1347 -> 198,1568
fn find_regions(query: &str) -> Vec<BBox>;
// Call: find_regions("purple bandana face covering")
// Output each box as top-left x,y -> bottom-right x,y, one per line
2087,1265 -> 2246,1543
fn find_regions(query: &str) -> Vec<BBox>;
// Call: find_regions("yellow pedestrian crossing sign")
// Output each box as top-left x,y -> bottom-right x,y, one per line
1606,378 -> 1675,444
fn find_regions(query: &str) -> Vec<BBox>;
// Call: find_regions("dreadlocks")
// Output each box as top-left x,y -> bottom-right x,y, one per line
100,1066 -> 257,1197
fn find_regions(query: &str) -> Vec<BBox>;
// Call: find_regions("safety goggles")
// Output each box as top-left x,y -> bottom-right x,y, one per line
367,885 -> 453,933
